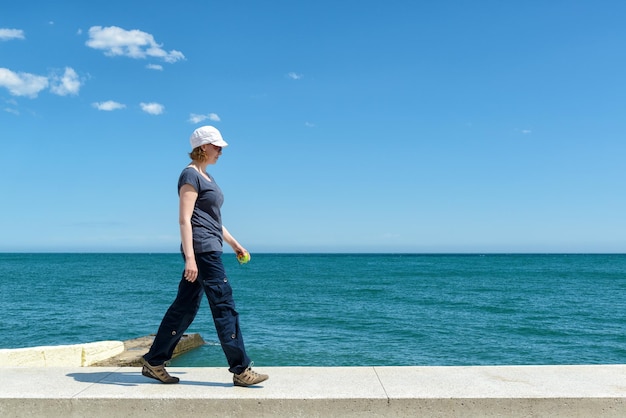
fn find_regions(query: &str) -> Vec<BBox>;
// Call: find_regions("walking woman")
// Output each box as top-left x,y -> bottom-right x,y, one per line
141,126 -> 268,387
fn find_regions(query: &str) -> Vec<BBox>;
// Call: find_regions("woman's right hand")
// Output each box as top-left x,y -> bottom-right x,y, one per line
184,259 -> 198,282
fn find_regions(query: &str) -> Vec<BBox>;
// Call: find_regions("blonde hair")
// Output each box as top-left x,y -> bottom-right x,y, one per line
189,146 -> 208,163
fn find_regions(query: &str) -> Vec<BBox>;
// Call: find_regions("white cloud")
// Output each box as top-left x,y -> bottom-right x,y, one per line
146,64 -> 163,71
92,100 -> 126,111
140,102 -> 164,115
189,113 -> 221,124
287,72 -> 303,80
49,67 -> 82,96
305,122 -> 316,128
0,28 -> 25,41
3,107 -> 19,115
86,26 -> 185,63
0,67 -> 82,98
522,129 -> 532,134
0,68 -> 49,98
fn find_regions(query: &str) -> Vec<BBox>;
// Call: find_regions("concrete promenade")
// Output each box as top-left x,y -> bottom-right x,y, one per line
1,364 -> 625,417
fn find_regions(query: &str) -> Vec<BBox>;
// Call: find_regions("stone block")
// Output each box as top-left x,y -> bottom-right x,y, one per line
81,341 -> 124,366
0,347 -> 46,367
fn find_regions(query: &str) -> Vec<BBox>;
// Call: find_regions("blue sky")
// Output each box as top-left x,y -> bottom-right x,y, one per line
1,0 -> 625,253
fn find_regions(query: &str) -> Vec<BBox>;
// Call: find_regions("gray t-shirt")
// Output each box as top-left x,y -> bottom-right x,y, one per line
178,167 -> 224,253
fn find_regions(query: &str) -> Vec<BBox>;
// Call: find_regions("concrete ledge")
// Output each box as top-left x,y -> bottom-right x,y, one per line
0,341 -> 124,367
0,365 -> 625,417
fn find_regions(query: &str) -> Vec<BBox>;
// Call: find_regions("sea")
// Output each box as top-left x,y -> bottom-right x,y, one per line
1,253 -> 625,368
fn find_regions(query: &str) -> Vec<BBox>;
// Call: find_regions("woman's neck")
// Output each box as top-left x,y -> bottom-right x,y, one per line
189,161 -> 208,172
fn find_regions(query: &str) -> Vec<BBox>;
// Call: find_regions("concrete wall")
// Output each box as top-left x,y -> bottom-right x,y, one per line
0,365 -> 625,417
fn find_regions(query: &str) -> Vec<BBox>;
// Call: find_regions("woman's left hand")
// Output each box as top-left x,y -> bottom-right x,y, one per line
233,244 -> 248,259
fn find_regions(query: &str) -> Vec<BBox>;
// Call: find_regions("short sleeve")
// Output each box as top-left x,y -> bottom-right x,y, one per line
178,168 -> 202,194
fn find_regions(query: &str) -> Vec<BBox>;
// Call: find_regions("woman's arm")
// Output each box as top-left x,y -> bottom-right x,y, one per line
179,183 -> 199,282
223,225 -> 247,257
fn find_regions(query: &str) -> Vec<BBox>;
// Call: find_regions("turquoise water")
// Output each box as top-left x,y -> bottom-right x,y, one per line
1,253 -> 625,367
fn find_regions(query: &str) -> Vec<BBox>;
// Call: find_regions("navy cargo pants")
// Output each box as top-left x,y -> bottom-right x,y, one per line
143,251 -> 251,374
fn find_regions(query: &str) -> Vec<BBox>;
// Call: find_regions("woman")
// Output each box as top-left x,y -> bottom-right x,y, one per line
141,126 -> 268,387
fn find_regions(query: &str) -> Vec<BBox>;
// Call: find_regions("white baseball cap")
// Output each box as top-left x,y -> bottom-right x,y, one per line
189,126 -> 229,150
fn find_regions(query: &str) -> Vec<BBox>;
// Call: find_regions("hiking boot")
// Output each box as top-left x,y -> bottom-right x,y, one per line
141,358 -> 180,384
233,365 -> 269,387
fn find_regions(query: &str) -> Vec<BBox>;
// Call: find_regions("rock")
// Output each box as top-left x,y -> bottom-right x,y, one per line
90,334 -> 205,367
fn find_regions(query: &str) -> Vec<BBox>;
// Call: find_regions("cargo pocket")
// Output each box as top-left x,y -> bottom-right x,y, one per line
204,277 -> 231,302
